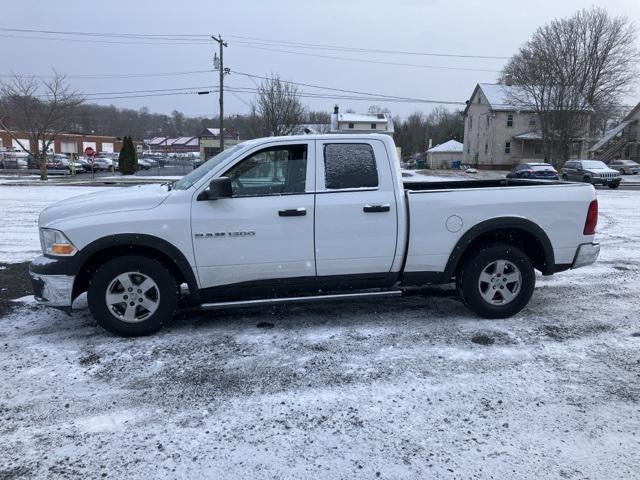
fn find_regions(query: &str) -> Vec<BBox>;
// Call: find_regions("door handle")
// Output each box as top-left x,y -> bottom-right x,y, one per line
279,208 -> 307,217
363,204 -> 390,213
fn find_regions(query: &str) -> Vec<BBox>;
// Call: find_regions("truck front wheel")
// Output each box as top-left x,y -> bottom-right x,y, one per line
456,244 -> 535,319
87,255 -> 178,336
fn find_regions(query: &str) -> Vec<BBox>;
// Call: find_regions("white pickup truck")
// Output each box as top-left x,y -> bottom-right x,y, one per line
30,134 -> 600,336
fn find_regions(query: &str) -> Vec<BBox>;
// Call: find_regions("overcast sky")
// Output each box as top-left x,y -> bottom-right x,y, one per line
2,0 -> 639,119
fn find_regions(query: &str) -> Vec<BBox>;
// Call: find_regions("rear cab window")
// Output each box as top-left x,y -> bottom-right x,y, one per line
323,143 -> 378,190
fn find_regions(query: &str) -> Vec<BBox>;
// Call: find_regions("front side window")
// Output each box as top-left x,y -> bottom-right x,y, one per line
507,114 -> 514,127
371,123 -> 377,129
505,142 -> 511,154
529,115 -> 536,126
224,144 -> 307,197
324,143 -> 378,189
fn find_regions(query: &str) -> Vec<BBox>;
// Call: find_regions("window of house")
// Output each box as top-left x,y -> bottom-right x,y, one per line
371,123 -> 377,129
486,115 -> 490,128
484,143 -> 488,154
477,95 -> 481,104
474,152 -> 479,163
467,144 -> 470,153
324,143 -> 378,189
534,144 -> 542,155
348,123 -> 354,129
529,115 -> 536,126
224,144 -> 307,197
469,116 -> 473,130
505,142 -> 511,154
507,114 -> 514,127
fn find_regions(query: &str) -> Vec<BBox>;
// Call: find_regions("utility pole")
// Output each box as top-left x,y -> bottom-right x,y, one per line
212,34 -> 227,152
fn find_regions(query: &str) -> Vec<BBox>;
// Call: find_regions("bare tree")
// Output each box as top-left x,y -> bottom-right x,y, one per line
0,72 -> 83,180
249,74 -> 305,137
501,7 -> 638,165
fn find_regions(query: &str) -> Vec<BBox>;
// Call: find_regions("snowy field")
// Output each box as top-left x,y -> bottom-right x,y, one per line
1,185 -> 640,478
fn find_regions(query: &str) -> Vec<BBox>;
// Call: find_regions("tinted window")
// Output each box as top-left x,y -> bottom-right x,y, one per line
225,145 -> 307,197
324,143 -> 378,189
531,165 -> 555,171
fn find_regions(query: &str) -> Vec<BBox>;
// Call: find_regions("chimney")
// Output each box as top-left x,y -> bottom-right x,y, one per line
334,104 -> 339,114
505,74 -> 513,87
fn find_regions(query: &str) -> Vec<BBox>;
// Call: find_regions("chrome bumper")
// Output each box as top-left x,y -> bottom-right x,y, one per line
572,242 -> 600,269
30,273 -> 75,309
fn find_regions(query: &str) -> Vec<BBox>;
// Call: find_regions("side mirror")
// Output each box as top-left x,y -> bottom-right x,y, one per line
197,177 -> 233,201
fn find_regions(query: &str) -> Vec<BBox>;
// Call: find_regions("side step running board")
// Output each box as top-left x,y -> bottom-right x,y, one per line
200,290 -> 402,310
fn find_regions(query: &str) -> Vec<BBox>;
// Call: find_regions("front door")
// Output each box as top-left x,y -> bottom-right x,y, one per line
192,141 -> 316,289
313,139 -> 398,277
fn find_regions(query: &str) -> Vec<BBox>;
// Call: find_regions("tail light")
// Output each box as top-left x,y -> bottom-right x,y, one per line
584,199 -> 598,235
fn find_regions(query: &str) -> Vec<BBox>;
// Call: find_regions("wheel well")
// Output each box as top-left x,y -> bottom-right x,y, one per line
453,228 -> 550,277
72,245 -> 188,300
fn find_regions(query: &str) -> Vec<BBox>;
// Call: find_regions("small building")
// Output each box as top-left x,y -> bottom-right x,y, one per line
330,106 -> 394,135
427,139 -> 464,169
145,136 -> 199,154
588,102 -> 640,162
198,128 -> 239,159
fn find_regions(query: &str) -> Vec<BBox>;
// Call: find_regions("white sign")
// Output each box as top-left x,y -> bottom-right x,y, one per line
101,142 -> 114,153
82,141 -> 97,152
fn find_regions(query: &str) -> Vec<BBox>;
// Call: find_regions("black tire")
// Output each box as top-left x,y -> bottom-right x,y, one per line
456,244 -> 535,319
87,255 -> 178,337
583,176 -> 591,184
561,174 -> 568,181
620,169 -> 626,175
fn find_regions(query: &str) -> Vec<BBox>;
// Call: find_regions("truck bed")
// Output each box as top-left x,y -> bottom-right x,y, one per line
403,178 -> 564,191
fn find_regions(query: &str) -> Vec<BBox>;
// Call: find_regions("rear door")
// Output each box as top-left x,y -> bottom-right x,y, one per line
192,141 -> 316,289
314,139 -> 398,277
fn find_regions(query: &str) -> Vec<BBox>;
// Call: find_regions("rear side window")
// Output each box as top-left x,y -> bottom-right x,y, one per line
323,143 -> 378,189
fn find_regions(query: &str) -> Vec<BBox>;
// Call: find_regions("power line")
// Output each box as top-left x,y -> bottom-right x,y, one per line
234,44 -> 501,73
227,34 -> 509,60
0,27 -> 509,59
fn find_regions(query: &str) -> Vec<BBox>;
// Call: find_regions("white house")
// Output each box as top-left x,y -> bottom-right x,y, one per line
330,106 -> 394,135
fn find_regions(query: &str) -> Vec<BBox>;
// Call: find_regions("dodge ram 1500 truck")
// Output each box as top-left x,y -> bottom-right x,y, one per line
29,134 -> 600,336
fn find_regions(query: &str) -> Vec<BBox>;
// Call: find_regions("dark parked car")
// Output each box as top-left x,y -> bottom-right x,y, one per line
506,163 -> 559,180
561,159 -> 621,189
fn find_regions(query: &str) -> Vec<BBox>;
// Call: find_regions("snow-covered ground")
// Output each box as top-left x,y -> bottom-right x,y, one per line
1,186 -> 640,478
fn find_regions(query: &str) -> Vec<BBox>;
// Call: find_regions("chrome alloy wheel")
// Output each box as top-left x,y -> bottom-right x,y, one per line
478,260 -> 522,306
105,272 -> 160,323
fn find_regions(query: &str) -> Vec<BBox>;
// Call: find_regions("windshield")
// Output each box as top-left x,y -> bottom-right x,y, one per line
581,160 -> 607,169
531,165 -> 555,171
174,143 -> 246,190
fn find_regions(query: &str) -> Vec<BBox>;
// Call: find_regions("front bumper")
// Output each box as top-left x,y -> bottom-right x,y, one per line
572,242 -> 600,269
29,255 -> 75,311
591,177 -> 621,186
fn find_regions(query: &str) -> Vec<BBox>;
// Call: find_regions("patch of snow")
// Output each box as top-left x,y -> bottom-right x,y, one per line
11,295 -> 36,303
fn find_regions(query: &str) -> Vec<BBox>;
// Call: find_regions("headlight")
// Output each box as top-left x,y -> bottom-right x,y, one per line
40,228 -> 77,256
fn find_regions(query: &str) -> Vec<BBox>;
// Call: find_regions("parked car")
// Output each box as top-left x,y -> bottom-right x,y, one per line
91,158 -> 114,172
137,159 -> 152,170
609,159 -> 640,175
30,134 -> 600,337
46,154 -> 85,174
561,159 -> 621,189
506,163 -> 559,180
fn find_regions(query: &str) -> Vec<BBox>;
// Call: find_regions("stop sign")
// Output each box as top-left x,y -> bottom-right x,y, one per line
84,146 -> 95,157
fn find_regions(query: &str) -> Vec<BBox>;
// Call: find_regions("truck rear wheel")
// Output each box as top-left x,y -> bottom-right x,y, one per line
87,255 -> 178,336
456,244 -> 535,319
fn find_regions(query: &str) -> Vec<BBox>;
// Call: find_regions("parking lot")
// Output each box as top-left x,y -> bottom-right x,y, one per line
0,185 -> 639,479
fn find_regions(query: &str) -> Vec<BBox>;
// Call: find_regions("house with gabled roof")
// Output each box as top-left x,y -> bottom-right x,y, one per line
462,82 -> 592,169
